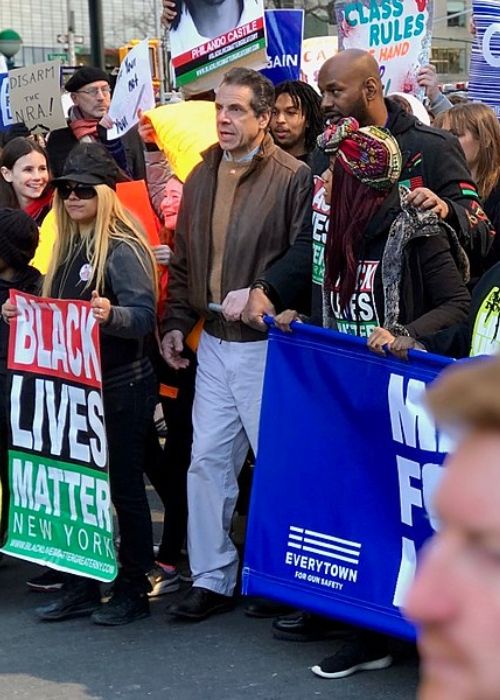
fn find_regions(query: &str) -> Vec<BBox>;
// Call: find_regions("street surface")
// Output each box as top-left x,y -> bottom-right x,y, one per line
0,491 -> 419,699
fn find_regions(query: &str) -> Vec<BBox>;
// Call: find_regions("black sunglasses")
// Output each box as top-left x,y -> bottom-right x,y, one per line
56,183 -> 97,200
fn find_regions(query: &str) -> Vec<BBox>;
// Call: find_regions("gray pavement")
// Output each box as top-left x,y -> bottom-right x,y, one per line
0,492 -> 419,700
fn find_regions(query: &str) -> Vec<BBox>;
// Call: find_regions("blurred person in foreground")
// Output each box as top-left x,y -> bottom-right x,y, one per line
405,354 -> 500,700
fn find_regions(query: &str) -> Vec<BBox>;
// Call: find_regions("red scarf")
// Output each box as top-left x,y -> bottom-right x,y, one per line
24,187 -> 54,225
70,118 -> 99,141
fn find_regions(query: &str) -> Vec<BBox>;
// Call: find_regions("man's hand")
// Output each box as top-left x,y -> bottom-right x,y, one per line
161,0 -> 177,27
152,244 -> 172,267
241,287 -> 276,332
161,330 -> 190,369
274,309 -> 302,333
406,187 -> 449,219
417,64 -> 440,102
388,336 -> 426,361
137,108 -> 156,144
368,327 -> 396,355
221,287 -> 250,322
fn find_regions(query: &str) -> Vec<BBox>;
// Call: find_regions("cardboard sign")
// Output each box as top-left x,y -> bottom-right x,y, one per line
9,61 -> 67,134
1,292 -> 118,582
335,0 -> 433,96
261,10 -> 304,84
170,0 -> 267,95
300,36 -> 338,92
244,324 -> 455,640
108,40 -> 155,138
469,0 -> 500,117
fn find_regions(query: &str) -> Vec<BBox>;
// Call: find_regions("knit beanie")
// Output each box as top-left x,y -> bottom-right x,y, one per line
65,67 -> 110,93
317,117 -> 402,191
0,208 -> 39,269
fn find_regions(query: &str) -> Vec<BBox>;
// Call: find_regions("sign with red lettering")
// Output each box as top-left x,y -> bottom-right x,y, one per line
1,292 -> 117,582
170,0 -> 267,93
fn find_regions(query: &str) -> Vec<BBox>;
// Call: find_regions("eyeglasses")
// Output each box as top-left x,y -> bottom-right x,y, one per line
75,86 -> 111,97
56,183 -> 97,200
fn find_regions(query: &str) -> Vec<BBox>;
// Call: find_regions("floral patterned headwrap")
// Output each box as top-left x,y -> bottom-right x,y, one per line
317,116 -> 402,191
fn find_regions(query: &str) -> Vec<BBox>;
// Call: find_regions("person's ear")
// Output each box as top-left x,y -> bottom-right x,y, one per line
364,77 -> 379,101
0,167 -> 13,183
259,110 -> 272,131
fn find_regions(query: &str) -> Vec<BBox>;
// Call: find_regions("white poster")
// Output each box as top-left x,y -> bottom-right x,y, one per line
107,40 -> 155,138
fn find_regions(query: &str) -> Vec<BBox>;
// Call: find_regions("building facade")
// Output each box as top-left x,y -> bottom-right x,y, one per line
0,0 -> 160,67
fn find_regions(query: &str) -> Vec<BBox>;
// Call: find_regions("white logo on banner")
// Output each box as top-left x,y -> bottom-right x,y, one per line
284,525 -> 361,591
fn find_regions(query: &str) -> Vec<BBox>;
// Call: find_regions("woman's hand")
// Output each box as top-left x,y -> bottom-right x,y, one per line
1,301 -> 20,324
274,309 -> 303,333
152,244 -> 172,267
367,327 -> 396,355
91,290 -> 112,324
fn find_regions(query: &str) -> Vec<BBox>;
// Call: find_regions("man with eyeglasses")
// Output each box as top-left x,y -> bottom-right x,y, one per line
46,67 -> 147,181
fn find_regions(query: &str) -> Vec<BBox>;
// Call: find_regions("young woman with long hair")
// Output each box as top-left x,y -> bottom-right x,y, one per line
3,142 -> 159,625
0,137 -> 52,225
434,103 -> 500,266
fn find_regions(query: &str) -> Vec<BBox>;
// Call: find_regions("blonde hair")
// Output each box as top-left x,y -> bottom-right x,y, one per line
434,103 -> 500,200
43,184 -> 158,298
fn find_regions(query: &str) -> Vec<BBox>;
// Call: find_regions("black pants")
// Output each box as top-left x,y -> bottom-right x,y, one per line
104,370 -> 157,589
144,349 -> 196,565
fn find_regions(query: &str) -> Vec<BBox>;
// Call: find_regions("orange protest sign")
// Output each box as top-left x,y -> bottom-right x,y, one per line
116,180 -> 161,246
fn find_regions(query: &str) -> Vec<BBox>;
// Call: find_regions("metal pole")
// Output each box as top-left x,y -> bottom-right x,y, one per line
67,0 -> 77,66
88,0 -> 105,69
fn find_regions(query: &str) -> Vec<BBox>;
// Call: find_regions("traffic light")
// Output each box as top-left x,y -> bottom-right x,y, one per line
119,39 -> 161,92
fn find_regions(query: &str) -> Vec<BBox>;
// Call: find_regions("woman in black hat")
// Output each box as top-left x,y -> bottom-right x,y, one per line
3,142 -> 158,625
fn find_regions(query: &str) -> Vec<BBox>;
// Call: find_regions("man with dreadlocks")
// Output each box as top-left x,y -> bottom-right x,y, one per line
270,80 -> 323,165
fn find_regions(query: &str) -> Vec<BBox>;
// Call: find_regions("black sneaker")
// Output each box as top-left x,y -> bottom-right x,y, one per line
27,569 -> 66,592
167,586 -> 234,621
91,587 -> 150,626
311,639 -> 393,679
36,579 -> 101,621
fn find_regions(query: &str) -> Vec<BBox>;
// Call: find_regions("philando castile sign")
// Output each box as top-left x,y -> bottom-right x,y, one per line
1,292 -> 117,582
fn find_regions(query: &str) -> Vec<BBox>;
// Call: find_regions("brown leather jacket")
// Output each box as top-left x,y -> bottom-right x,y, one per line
161,134 -> 312,342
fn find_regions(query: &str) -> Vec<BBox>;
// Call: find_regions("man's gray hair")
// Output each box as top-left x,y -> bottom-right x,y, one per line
220,67 -> 274,116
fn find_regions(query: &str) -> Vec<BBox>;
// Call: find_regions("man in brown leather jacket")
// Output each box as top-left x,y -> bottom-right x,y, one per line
161,66 -> 312,621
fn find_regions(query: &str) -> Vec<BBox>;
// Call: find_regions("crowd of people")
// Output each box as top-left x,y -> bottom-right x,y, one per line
1,24 -> 500,698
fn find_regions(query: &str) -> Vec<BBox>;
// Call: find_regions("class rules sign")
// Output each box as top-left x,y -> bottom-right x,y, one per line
1,292 -> 117,582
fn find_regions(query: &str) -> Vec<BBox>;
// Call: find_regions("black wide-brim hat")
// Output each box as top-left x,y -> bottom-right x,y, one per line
52,142 -> 120,190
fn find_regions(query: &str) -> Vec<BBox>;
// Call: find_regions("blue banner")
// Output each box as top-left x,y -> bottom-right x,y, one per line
261,9 -> 304,84
469,0 -> 500,117
0,73 -> 14,131
243,323 -> 455,641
